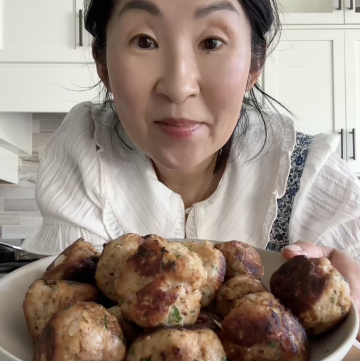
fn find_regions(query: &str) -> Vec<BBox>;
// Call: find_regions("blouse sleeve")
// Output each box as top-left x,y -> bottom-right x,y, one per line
22,102 -> 111,256
289,133 -> 360,262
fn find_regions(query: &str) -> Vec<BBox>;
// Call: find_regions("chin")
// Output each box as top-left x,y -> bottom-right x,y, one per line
155,157 -> 206,172
150,149 -> 211,171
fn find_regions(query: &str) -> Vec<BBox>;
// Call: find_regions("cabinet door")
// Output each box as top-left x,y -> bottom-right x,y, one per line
263,30 -> 346,158
0,63 -> 100,113
344,0 -> 360,23
278,0 -> 344,24
0,0 -> 91,63
345,30 -> 360,175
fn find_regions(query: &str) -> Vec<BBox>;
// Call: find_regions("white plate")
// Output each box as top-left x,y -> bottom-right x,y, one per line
0,246 -> 358,361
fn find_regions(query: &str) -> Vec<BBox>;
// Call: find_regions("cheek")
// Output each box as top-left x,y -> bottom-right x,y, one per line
204,53 -> 251,137
106,46 -> 156,129
208,50 -> 250,108
106,56 -> 157,150
107,59 -> 145,117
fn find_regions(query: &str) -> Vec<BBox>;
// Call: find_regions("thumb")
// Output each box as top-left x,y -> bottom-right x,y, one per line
282,240 -> 333,260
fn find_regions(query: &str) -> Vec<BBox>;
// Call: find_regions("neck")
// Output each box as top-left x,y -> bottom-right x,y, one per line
153,153 -> 225,209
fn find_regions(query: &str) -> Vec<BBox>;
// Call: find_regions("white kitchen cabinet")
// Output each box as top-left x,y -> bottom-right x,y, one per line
0,0 -> 91,63
0,0 -> 100,113
345,30 -> 360,173
278,0 -> 345,25
0,112 -> 32,183
0,63 -> 100,113
344,0 -> 360,23
264,30 -> 347,158
0,113 -> 32,154
0,147 -> 18,184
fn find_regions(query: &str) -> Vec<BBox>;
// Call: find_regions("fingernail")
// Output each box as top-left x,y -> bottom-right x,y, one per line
282,245 -> 303,253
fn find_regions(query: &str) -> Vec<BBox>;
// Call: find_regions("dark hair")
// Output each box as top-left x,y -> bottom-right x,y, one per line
84,0 -> 286,172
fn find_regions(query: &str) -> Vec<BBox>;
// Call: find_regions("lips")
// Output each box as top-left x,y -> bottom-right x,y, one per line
154,118 -> 203,139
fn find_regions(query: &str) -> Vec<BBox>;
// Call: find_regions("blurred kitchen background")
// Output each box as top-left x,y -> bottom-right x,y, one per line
0,114 -> 63,243
0,0 -> 360,243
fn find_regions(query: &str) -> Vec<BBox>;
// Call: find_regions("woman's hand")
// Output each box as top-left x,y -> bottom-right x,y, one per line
282,241 -> 360,341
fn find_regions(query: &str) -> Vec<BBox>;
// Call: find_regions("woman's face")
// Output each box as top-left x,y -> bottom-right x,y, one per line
103,0 -> 254,170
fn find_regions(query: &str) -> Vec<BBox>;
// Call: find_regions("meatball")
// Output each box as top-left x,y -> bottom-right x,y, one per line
216,275 -> 267,318
115,235 -> 207,328
221,292 -> 309,361
108,306 -> 141,345
214,240 -> 264,280
34,302 -> 126,361
127,327 -> 226,361
95,234 -> 144,302
182,241 -> 226,307
43,238 -> 100,284
23,279 -> 99,340
270,255 -> 352,335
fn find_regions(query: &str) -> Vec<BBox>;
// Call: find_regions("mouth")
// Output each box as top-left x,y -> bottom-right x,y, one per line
154,118 -> 203,139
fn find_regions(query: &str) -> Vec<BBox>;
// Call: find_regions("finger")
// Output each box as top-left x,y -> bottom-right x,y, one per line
281,240 -> 333,260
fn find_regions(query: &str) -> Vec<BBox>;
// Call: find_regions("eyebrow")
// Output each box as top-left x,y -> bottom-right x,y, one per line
195,1 -> 239,19
118,0 -> 163,18
118,0 -> 239,19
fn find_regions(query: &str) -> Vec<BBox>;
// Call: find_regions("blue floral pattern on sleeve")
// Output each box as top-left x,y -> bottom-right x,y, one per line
267,132 -> 313,253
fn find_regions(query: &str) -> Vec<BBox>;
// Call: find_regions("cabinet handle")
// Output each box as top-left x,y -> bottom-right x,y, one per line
339,129 -> 344,159
349,0 -> 354,10
79,9 -> 83,47
351,128 -> 356,160
337,0 -> 342,10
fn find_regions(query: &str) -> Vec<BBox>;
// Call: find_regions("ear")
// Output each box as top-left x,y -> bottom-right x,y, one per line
246,69 -> 262,92
96,61 -> 112,93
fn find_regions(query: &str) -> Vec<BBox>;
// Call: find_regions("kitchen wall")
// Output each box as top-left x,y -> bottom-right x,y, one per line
0,114 -> 64,242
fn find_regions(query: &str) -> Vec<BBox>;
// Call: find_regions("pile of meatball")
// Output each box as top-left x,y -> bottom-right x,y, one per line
23,234 -> 352,361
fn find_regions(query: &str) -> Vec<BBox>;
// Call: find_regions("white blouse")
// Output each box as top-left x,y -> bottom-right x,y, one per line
22,102 -> 360,262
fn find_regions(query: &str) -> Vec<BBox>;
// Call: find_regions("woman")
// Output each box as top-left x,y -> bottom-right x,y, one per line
23,0 -> 360,338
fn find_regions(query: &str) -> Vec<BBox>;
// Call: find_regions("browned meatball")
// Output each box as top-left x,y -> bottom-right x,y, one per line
108,306 -> 141,345
221,292 -> 309,361
182,241 -> 226,307
270,255 -> 352,335
216,275 -> 267,318
215,240 -> 264,280
127,327 -> 226,361
43,238 -> 100,284
23,279 -> 99,340
115,235 -> 207,328
34,302 -> 126,361
95,234 -> 144,302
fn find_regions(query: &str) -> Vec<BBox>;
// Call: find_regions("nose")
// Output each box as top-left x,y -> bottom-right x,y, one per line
154,45 -> 200,104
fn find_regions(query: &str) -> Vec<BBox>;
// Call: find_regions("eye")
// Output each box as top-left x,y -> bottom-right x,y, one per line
132,35 -> 158,49
201,38 -> 224,51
